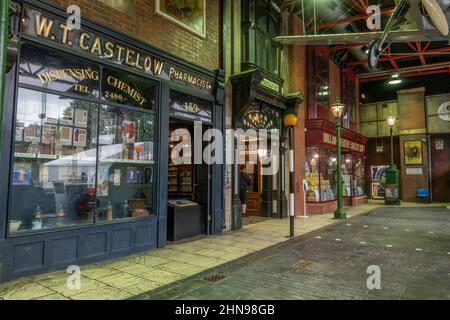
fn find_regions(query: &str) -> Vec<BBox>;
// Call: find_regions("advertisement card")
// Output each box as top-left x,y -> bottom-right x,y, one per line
59,126 -> 73,146
42,124 -> 57,144
13,163 -> 32,185
74,108 -> 88,128
73,128 -> 87,147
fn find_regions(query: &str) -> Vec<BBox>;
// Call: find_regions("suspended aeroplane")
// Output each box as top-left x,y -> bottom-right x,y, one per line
274,0 -> 450,69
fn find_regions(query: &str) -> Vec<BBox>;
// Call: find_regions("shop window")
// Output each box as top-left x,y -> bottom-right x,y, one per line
305,147 -> 366,203
308,48 -> 329,118
343,153 -> 353,197
10,88 -> 99,233
8,44 -> 157,235
242,0 -> 283,76
96,105 -> 155,222
305,148 -> 337,202
19,44 -> 100,99
341,72 -> 356,128
353,157 -> 366,197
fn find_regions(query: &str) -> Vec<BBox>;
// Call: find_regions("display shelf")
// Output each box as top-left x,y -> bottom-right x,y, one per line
167,164 -> 194,197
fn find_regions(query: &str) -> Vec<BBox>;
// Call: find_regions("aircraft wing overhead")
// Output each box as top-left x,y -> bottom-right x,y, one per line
274,30 -> 450,45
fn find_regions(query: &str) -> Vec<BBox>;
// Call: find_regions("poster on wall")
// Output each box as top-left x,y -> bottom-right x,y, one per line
370,165 -> 389,200
122,120 -> 136,144
59,126 -> 73,146
371,182 -> 385,199
156,0 -> 206,37
24,124 -> 41,143
404,140 -> 423,165
12,163 -> 32,185
42,124 -> 57,144
73,128 -> 87,148
74,108 -> 88,128
126,167 -> 139,184
97,167 -> 109,197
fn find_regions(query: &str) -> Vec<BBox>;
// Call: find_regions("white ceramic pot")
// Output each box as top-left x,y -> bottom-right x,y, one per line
10,220 -> 22,233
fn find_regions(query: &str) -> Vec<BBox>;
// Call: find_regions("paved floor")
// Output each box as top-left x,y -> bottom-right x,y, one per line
134,206 -> 450,300
0,202 -> 448,300
0,203 -> 379,300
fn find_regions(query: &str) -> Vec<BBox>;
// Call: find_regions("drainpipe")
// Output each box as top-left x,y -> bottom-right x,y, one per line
0,0 -> 9,148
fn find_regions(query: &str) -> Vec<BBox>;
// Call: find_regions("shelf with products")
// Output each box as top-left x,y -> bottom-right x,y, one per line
305,147 -> 337,203
353,157 -> 366,197
168,126 -> 194,199
9,87 -> 156,234
168,164 -> 194,196
342,153 -> 353,197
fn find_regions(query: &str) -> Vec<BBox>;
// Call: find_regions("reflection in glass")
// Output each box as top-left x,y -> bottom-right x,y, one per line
10,88 -> 98,233
95,105 -> 155,222
305,148 -> 337,202
343,153 -> 353,197
353,157 -> 366,197
19,43 -> 100,99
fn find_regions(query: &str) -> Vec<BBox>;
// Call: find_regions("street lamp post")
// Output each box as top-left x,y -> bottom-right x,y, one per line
385,114 -> 400,205
386,114 -> 396,167
284,114 -> 297,238
330,97 -> 346,220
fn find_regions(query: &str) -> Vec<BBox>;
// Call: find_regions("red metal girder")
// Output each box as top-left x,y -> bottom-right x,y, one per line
407,42 -> 418,52
359,69 -> 449,82
422,41 -> 432,52
416,42 -> 426,65
348,46 -> 450,66
387,46 -> 399,70
317,6 -> 395,31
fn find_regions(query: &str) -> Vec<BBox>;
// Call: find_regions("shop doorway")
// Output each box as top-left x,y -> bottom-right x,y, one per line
240,135 -> 275,217
167,119 -> 211,242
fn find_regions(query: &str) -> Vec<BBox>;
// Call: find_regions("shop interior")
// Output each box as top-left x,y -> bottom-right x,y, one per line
167,119 -> 210,242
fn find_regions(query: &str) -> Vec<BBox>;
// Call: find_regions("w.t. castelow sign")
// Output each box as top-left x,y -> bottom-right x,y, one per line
21,6 -> 214,94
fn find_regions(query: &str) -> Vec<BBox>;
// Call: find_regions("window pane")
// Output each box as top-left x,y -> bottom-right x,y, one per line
315,52 -> 329,105
9,88 -> 98,234
256,32 -> 267,69
95,105 -> 155,223
19,44 -> 100,99
268,42 -> 278,75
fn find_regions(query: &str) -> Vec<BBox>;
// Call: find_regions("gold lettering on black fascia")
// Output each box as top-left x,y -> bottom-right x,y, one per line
38,68 -> 100,84
35,14 -> 54,39
106,76 -> 147,107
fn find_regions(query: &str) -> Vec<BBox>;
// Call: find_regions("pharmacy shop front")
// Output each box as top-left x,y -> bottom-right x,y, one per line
0,2 -> 225,283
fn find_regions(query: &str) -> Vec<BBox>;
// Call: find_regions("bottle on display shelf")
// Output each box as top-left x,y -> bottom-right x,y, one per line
106,201 -> 113,221
32,206 -> 43,230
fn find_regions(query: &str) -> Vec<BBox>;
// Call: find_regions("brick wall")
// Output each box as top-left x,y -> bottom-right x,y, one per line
45,0 -> 221,71
286,13 -> 307,217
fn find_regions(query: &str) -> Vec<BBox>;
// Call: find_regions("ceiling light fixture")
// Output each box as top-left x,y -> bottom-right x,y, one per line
388,72 -> 402,85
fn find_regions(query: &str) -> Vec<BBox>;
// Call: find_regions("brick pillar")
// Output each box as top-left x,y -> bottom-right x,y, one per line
286,14 -> 307,216
397,87 -> 430,202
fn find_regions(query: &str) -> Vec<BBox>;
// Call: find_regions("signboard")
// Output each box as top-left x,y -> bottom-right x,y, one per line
169,91 -> 212,123
406,168 -> 423,175
21,7 -> 214,94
